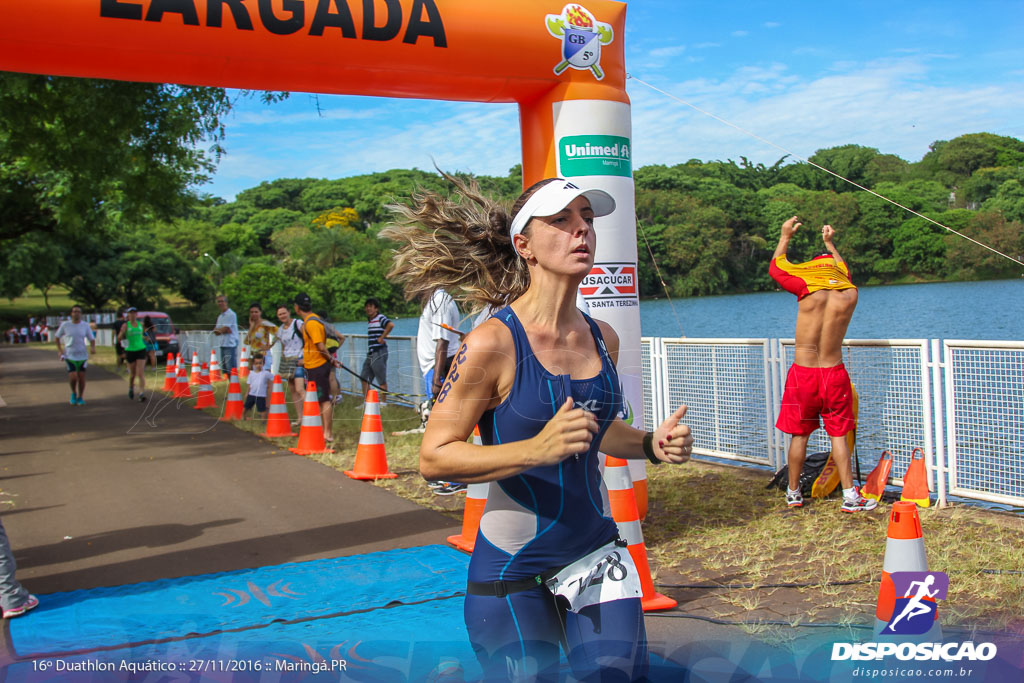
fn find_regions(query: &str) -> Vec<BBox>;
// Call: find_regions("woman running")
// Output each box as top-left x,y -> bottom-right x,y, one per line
383,176 -> 694,681
117,307 -> 148,401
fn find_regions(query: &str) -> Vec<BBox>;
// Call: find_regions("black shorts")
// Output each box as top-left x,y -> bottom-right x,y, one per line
243,395 -> 267,413
125,349 -> 147,363
305,363 -> 332,404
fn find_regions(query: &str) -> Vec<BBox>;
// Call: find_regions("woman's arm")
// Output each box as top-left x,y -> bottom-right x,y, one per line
420,320 -> 598,483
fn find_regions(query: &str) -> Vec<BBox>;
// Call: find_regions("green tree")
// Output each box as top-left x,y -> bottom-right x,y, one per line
981,179 -> 1024,223
221,263 -> 300,315
946,212 -> 1024,280
311,260 -> 403,320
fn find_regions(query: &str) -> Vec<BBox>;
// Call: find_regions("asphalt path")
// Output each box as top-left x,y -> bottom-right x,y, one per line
0,345 -> 774,676
0,345 -> 461,594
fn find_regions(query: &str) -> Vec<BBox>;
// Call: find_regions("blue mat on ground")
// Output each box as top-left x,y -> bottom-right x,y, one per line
6,599 -> 482,682
10,545 -> 469,658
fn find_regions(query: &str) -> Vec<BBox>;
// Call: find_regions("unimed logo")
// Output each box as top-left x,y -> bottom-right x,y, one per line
831,642 -> 997,662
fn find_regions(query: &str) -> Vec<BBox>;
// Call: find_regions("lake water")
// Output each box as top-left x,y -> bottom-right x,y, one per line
337,279 -> 1024,342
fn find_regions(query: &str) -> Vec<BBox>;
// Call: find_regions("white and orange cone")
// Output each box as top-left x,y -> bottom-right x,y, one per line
162,353 -> 177,392
447,426 -> 488,553
604,455 -> 677,611
220,369 -> 244,421
875,501 -> 942,639
188,351 -> 201,386
238,345 -> 250,380
289,382 -> 334,455
628,460 -> 649,520
193,363 -> 216,409
173,361 -> 193,399
209,348 -> 224,383
262,375 -> 296,437
345,389 -> 396,480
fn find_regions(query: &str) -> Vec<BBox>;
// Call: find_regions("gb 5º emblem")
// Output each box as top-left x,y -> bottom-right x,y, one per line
546,4 -> 614,80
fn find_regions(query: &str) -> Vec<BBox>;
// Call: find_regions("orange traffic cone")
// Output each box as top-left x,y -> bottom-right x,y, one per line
209,349 -> 223,383
220,369 -> 244,421
628,460 -> 648,521
162,353 -> 177,392
447,426 -> 488,553
238,345 -> 250,380
900,447 -> 931,507
193,363 -> 216,409
345,389 -> 396,480
604,455 -> 677,611
262,375 -> 296,437
188,351 -> 201,385
862,450 -> 893,502
289,382 -> 334,455
875,501 -> 942,638
173,361 -> 193,399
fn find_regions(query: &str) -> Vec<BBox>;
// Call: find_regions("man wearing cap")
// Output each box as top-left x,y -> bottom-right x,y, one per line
770,216 -> 875,513
212,294 -> 239,376
294,293 -> 340,442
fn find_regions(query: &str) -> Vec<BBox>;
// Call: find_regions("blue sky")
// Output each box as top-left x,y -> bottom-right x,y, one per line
204,0 -> 1024,201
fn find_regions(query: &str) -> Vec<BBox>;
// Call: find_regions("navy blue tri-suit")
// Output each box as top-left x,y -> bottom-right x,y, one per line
465,307 -> 648,682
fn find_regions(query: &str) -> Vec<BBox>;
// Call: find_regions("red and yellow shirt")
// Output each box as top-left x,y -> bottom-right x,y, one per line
769,254 -> 856,300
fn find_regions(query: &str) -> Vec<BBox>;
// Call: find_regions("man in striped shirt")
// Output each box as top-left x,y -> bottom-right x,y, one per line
362,298 -> 394,404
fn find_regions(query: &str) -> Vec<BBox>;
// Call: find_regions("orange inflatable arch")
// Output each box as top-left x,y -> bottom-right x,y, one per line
2,2 -> 649,482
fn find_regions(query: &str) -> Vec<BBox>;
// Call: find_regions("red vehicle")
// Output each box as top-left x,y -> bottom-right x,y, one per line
136,311 -> 179,362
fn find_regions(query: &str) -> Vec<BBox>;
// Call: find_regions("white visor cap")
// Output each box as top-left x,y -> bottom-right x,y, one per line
509,179 -> 616,239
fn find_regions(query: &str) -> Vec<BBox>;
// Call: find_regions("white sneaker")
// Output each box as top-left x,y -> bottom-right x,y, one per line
842,487 -> 878,513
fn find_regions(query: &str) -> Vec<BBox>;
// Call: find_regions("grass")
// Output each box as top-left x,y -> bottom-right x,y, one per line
0,286 -> 191,324
81,345 -> 1024,634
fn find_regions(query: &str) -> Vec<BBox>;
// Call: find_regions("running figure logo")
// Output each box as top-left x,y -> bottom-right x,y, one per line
545,4 -> 614,80
883,571 -> 949,635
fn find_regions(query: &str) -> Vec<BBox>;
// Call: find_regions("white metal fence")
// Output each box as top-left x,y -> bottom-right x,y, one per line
177,329 -> 1021,508
641,337 -> 1024,509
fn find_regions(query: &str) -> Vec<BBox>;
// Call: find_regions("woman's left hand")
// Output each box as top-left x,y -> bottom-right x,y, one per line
652,405 -> 694,464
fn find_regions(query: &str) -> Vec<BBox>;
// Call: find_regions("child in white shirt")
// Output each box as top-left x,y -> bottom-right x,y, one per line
244,354 -> 274,420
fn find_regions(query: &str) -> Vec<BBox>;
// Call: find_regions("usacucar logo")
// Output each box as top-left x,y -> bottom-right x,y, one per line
545,4 -> 614,80
580,264 -> 636,297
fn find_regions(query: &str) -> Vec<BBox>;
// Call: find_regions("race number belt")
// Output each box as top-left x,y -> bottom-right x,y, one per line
544,538 -> 641,613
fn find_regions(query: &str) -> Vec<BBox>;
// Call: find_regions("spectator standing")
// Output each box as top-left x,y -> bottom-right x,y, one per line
416,289 -> 463,494
212,295 -> 239,375
97,310 -> 127,367
19,325 -> 28,345
417,289 -> 461,404
362,298 -> 394,403
55,304 -> 96,405
294,293 -> 343,443
275,304 -> 305,419
143,315 -> 158,367
244,303 -> 278,358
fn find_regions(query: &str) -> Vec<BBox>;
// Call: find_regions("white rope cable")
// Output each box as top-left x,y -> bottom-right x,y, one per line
637,217 -> 686,337
627,73 -> 1024,269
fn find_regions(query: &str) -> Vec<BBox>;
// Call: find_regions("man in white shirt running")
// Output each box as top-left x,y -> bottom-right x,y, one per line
55,305 -> 96,405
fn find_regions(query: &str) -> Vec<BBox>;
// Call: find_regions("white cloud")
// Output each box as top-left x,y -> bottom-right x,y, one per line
731,30 -> 749,38
626,56 -> 1024,170
649,45 -> 686,58
764,22 -> 781,29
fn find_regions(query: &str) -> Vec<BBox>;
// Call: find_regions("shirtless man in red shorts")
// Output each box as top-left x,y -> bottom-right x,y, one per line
770,216 -> 876,513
